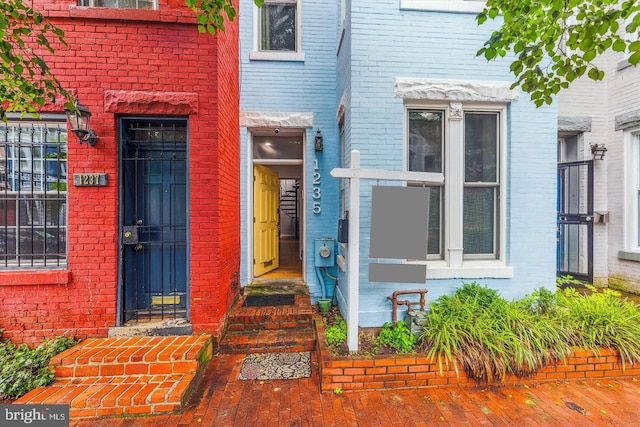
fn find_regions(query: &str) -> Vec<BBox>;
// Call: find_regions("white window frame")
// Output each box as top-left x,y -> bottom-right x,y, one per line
624,127 -> 640,252
403,101 -> 511,279
79,0 -> 157,9
400,0 -> 486,13
250,0 -> 305,62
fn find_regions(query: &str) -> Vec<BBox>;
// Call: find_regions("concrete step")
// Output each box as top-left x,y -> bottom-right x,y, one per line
14,335 -> 213,420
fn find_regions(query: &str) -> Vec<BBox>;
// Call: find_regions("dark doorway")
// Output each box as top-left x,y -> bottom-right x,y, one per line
120,118 -> 188,323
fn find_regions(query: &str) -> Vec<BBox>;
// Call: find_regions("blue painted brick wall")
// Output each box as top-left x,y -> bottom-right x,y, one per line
241,0 -> 558,325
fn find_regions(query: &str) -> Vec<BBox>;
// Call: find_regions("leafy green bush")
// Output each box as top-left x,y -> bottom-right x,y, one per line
558,285 -> 640,369
421,282 -> 570,383
0,334 -> 78,399
377,321 -> 415,354
323,315 -> 347,350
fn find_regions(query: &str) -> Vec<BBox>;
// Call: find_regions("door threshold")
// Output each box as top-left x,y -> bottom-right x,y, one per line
108,318 -> 192,337
245,279 -> 309,296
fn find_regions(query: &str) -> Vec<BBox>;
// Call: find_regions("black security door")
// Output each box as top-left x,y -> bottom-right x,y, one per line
557,160 -> 594,283
120,118 -> 188,323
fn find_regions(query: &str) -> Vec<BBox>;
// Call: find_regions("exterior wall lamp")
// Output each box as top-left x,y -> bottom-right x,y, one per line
314,129 -> 323,152
64,97 -> 98,146
590,143 -> 607,160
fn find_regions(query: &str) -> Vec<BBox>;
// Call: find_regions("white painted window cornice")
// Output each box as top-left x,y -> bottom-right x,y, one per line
240,111 -> 314,128
394,78 -> 519,103
400,0 -> 486,14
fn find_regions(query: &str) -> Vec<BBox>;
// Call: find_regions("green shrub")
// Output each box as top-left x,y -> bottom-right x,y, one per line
558,285 -> 640,369
324,315 -> 347,350
377,321 -> 415,354
0,335 -> 78,399
421,282 -> 570,383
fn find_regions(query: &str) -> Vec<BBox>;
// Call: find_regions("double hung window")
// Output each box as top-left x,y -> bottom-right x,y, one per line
407,105 -> 502,261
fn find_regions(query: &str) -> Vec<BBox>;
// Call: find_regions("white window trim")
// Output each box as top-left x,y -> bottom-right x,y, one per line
400,0 -> 486,14
250,0 -> 304,62
403,100 -> 511,278
623,126 -> 640,253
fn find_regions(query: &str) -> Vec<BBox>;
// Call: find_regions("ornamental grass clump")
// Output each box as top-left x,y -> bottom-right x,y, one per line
558,286 -> 640,370
420,282 -> 571,384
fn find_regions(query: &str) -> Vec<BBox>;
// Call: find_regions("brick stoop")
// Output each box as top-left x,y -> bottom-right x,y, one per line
218,293 -> 315,354
14,335 -> 213,420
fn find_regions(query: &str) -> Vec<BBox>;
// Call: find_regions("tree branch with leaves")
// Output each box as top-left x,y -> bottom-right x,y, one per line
0,0 -> 71,120
1,0 -> 263,120
477,0 -> 640,106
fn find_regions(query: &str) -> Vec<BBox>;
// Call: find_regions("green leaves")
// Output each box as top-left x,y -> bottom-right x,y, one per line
0,334 -> 78,399
0,0 -> 70,121
2,0 -> 265,120
477,0 -> 640,106
190,0 -> 263,34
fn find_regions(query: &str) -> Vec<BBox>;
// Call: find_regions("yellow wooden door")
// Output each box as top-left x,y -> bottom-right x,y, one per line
253,165 -> 280,276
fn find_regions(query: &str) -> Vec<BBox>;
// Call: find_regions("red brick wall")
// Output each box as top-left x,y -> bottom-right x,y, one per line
314,319 -> 640,391
0,1 -> 240,345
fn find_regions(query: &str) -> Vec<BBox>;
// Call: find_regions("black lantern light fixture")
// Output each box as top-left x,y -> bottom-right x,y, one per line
314,129 -> 323,152
65,97 -> 98,146
590,143 -> 607,160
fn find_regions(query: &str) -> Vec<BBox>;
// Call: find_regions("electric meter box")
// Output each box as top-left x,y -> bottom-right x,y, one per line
314,238 -> 335,267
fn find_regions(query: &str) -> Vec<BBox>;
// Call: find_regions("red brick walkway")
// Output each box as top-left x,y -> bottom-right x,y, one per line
74,353 -> 640,426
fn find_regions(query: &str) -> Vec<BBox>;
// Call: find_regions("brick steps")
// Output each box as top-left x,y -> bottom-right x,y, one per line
219,328 -> 316,353
219,291 -> 316,354
14,335 -> 212,420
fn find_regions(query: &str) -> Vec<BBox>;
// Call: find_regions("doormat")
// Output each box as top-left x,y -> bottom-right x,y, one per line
238,352 -> 311,380
242,294 -> 295,307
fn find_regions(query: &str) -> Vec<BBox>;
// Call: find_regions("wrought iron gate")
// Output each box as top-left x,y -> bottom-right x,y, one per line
120,118 -> 188,322
557,160 -> 594,283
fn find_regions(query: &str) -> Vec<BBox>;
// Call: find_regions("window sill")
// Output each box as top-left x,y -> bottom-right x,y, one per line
617,59 -> 633,71
0,269 -> 72,286
400,0 -> 486,14
69,6 -> 161,21
249,51 -> 305,62
618,250 -> 640,263
417,260 -> 514,279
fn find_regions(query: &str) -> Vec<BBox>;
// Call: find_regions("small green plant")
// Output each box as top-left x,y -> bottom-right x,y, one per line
323,315 -> 347,351
377,321 -> 416,354
521,287 -> 557,315
0,334 -> 78,399
333,387 -> 343,395
556,274 -> 583,288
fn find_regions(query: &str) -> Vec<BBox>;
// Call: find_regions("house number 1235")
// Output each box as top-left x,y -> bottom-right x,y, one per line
313,159 -> 321,214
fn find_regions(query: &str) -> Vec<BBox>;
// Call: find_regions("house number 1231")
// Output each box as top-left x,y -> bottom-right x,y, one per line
313,158 -> 321,214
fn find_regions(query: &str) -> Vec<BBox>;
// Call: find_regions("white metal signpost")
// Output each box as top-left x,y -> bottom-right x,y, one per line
330,150 -> 444,351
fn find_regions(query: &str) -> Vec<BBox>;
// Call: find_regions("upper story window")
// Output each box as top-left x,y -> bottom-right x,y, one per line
251,0 -> 304,61
79,0 -> 156,9
1,121 -> 68,269
400,0 -> 486,13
